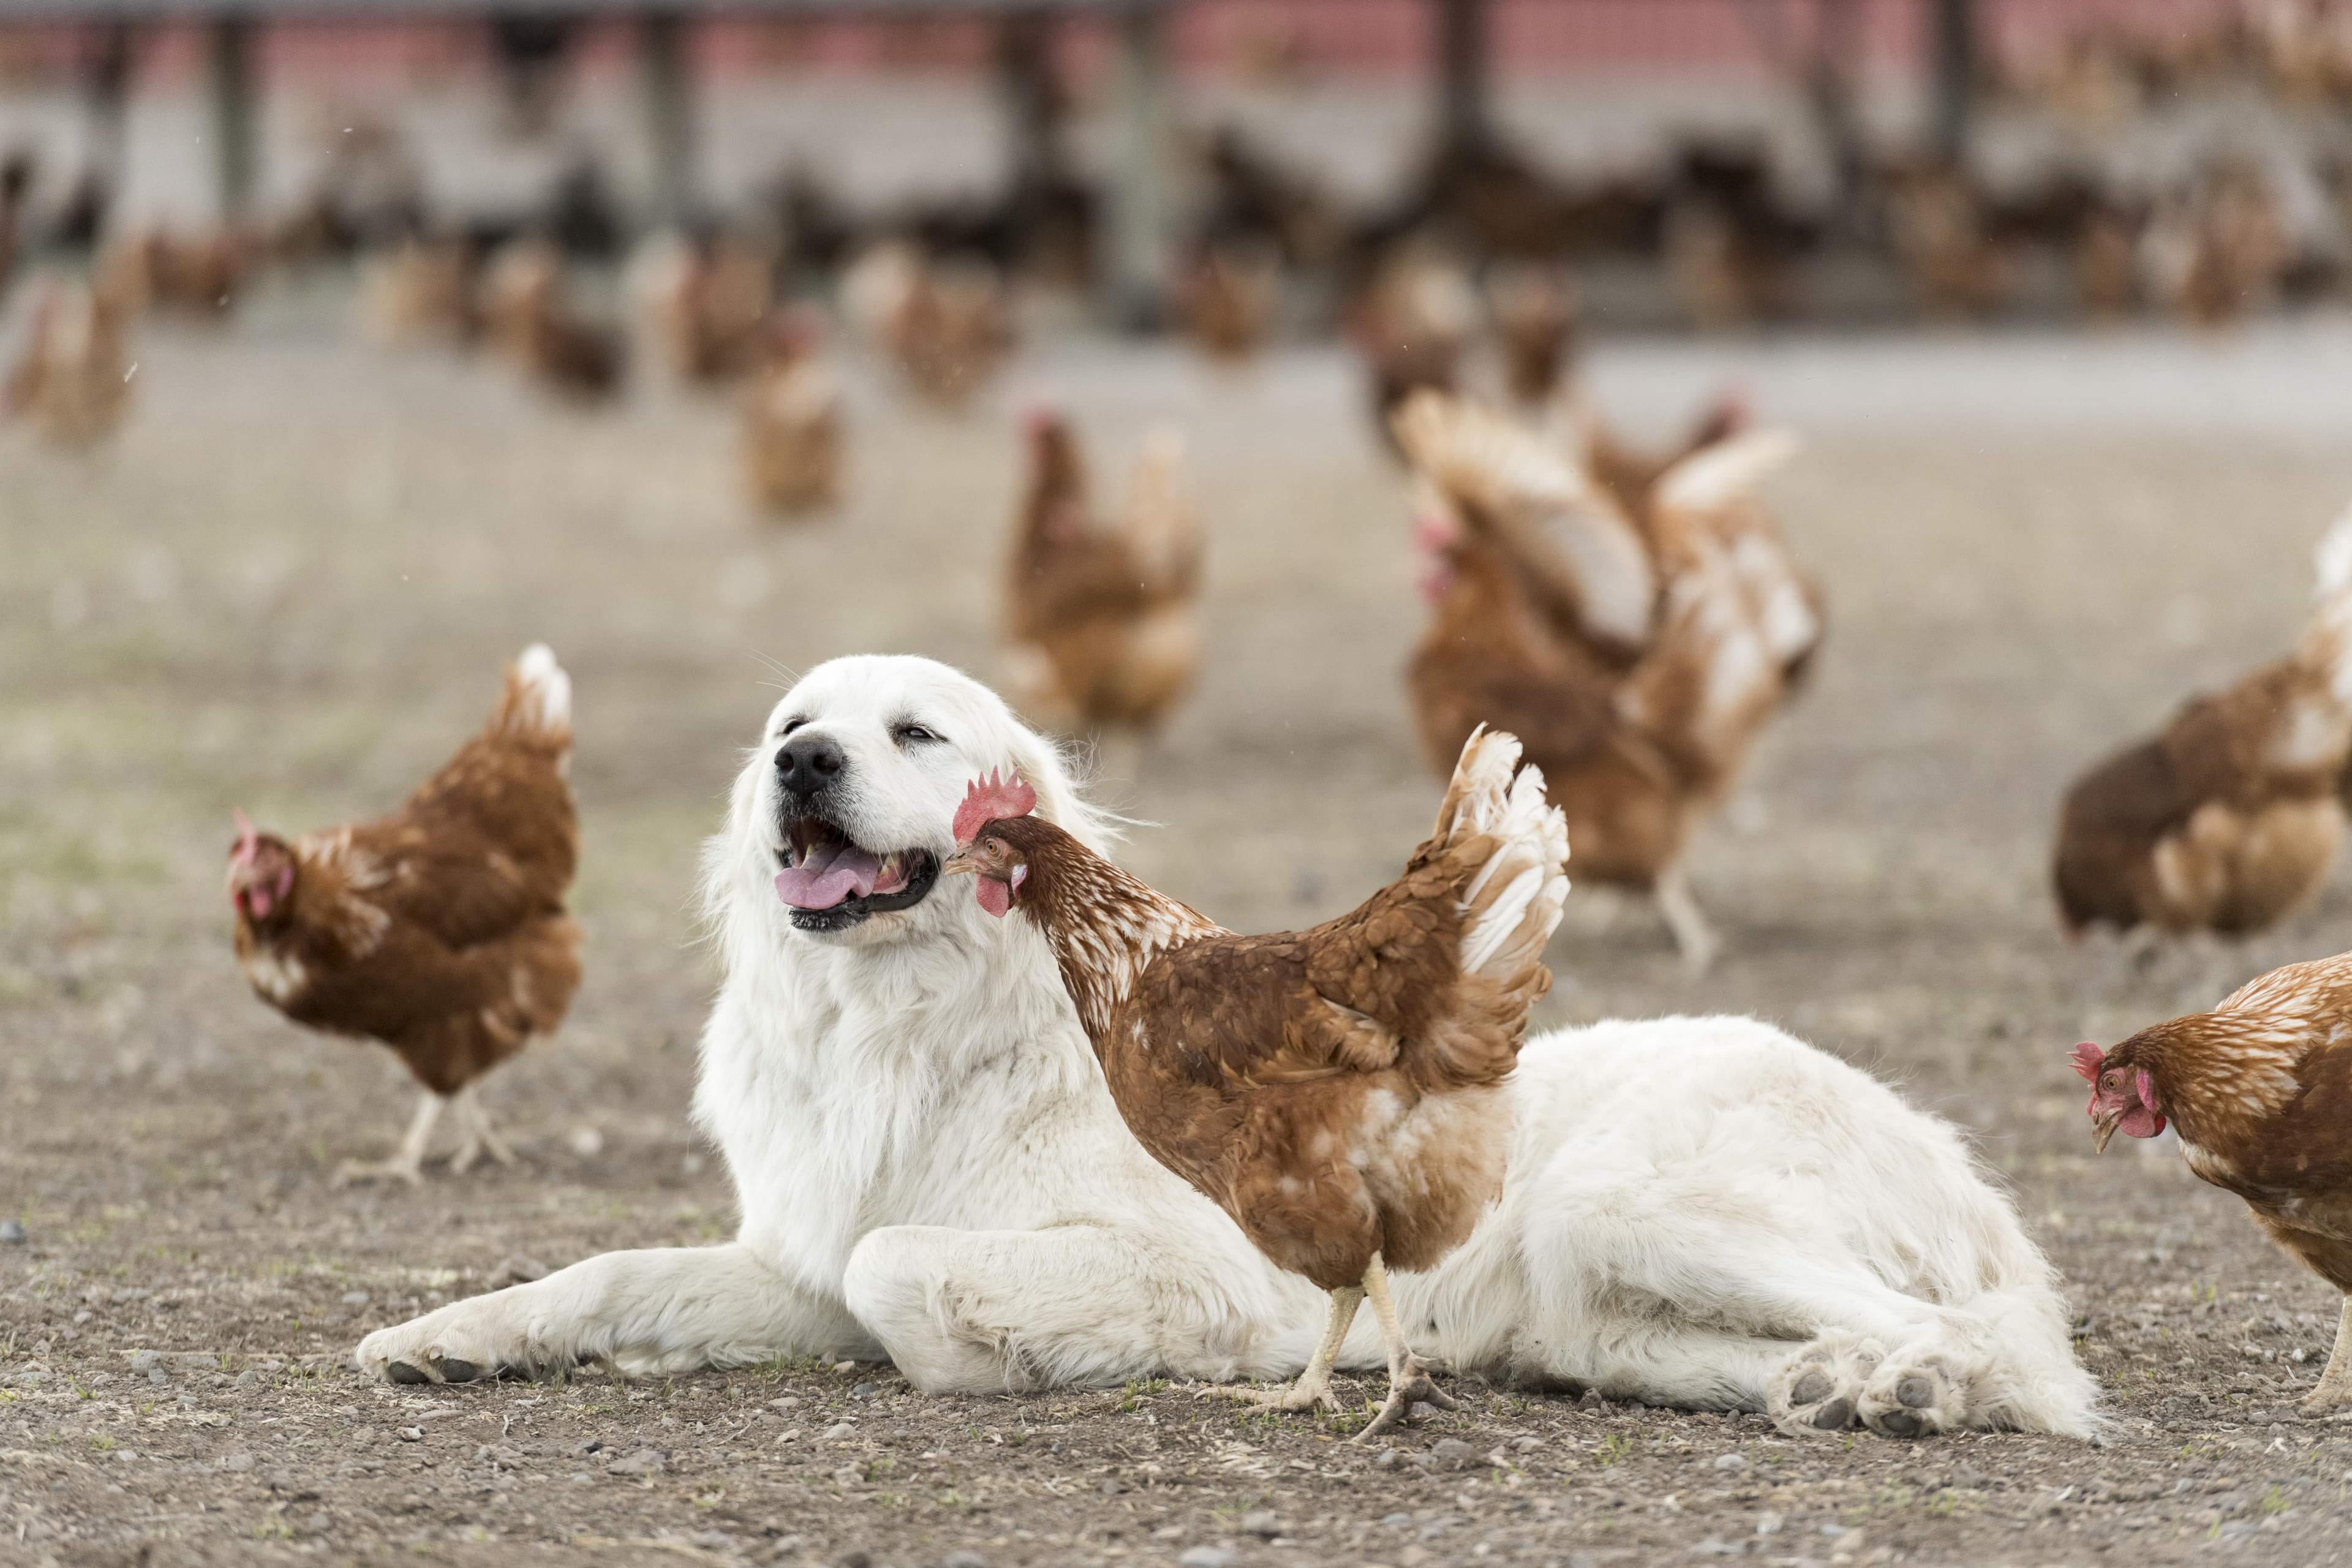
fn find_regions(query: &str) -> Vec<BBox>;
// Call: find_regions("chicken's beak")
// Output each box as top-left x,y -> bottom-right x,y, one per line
2090,1107 -> 2122,1154
941,846 -> 978,878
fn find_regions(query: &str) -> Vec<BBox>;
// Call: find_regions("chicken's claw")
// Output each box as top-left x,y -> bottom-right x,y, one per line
1351,1354 -> 1458,1442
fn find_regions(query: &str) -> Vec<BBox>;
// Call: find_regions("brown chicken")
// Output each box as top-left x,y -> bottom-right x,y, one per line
942,728 -> 1568,1438
640,228 -> 776,383
1484,260 -> 1577,409
98,224 -> 251,318
1882,160 -> 2013,320
5,276 -> 134,448
1003,408 -> 1202,737
1396,392 -> 1803,971
2054,510 -> 2352,937
2075,950 -> 2352,1414
741,307 -> 843,518
842,239 -> 1014,409
2141,158 -> 2290,331
481,238 -> 625,402
1349,246 -> 1478,457
1176,235 -> 1280,364
227,646 -> 581,1185
358,233 -> 481,349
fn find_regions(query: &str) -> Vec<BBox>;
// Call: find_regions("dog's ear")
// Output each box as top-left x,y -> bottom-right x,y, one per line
998,724 -> 1117,856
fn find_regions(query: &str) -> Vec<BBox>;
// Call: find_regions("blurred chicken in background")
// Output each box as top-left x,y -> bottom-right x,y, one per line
1396,391 -> 1812,971
6,274 -> 133,448
1484,259 -> 1577,410
1350,243 -> 1477,457
741,306 -> 843,519
843,238 -> 1014,408
2054,507 -> 2352,940
481,236 -> 624,402
1177,234 -> 1280,364
358,231 -> 481,349
1003,408 -> 1202,742
638,227 -> 777,385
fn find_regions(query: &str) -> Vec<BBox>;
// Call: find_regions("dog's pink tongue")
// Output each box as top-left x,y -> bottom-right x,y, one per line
775,841 -> 886,910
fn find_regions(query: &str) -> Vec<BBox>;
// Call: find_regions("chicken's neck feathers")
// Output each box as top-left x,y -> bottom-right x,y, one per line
1019,839 -> 1224,1049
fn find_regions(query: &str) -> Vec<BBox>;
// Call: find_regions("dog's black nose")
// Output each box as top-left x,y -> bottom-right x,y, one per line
775,733 -> 847,797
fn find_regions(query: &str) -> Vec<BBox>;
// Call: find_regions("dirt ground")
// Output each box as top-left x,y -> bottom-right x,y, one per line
11,303 -> 2352,1567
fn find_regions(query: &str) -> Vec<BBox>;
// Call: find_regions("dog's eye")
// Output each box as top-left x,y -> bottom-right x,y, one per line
893,723 -> 941,745
780,718 -> 809,738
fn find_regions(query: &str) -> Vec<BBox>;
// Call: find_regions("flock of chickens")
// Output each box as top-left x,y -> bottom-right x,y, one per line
31,8 -> 2352,1427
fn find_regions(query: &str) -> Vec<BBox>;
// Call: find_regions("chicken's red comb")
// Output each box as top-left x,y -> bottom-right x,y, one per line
2069,1041 -> 2105,1082
953,768 -> 1038,845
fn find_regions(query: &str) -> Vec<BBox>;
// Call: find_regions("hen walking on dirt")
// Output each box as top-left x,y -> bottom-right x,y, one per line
943,729 -> 1569,1438
2076,949 -> 2352,1413
227,646 -> 581,1185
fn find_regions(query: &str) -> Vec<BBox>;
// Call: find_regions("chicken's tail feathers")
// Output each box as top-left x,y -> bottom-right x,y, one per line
2304,502 -> 2352,699
1434,726 -> 1572,984
493,643 -> 573,741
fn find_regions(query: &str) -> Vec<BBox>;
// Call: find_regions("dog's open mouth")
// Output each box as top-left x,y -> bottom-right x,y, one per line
775,816 -> 938,932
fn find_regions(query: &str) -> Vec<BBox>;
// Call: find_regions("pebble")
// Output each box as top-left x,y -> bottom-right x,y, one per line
235,1369 -> 263,1390
832,1360 -> 860,1374
396,1428 -> 423,1443
1713,1452 -> 1749,1472
1510,1435 -> 1544,1452
129,1351 -> 162,1376
1381,1512 -> 1411,1526
0,1219 -> 25,1245
1177,1550 -> 1235,1568
1420,1437 -> 1479,1472
940,1552 -> 989,1568
1240,1510 -> 1283,1538
821,1421 -> 857,1441
608,1447 -> 668,1477
771,1396 -> 802,1411
491,1255 -> 550,1287
219,1453 -> 255,1473
837,1552 -> 873,1568
567,1126 -> 605,1158
1371,1447 -> 1402,1469
850,1381 -> 880,1400
339,1291 -> 370,1307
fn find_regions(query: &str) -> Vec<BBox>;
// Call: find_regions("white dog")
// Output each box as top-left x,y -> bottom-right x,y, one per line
358,655 -> 2097,1438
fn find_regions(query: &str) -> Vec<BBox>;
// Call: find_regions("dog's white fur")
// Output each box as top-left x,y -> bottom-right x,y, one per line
356,655 -> 2097,1438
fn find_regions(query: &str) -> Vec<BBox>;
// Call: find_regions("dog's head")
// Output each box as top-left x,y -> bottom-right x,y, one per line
707,655 -> 1107,952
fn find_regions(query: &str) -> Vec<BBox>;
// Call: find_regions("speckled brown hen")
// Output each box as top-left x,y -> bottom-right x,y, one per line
942,729 -> 1568,1439
227,646 -> 581,1185
2075,951 -> 2352,1414
2054,508 -> 2352,938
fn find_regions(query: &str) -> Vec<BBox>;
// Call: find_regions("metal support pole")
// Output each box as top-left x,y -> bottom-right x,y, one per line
1931,0 -> 1975,158
1104,1 -> 1170,332
997,7 -> 1059,194
639,9 -> 694,230
1437,0 -> 1489,157
206,13 -> 257,222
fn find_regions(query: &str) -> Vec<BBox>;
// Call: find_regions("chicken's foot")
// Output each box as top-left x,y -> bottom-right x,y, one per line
334,1091 -> 443,1186
1656,869 -> 1719,976
2302,1298 -> 2352,1416
1204,1286 -> 1360,1413
1354,1252 -> 1459,1442
447,1084 -> 518,1174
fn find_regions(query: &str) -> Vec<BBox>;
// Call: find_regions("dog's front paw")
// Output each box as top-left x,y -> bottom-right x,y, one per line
356,1296 -> 533,1385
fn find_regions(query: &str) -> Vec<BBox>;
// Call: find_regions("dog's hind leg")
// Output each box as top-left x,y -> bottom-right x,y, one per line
356,1242 -> 876,1384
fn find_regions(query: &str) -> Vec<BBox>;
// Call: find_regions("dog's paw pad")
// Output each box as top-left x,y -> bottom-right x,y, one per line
386,1360 -> 432,1385
1769,1333 -> 1882,1437
437,1358 -> 484,1383
1860,1354 -> 1962,1439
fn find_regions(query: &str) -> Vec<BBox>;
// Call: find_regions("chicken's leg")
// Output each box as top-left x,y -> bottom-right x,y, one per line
1655,868 -> 1719,976
2302,1298 -> 2352,1416
1205,1286 -> 1360,1412
334,1091 -> 443,1186
1355,1252 -> 1459,1442
447,1084 -> 518,1174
